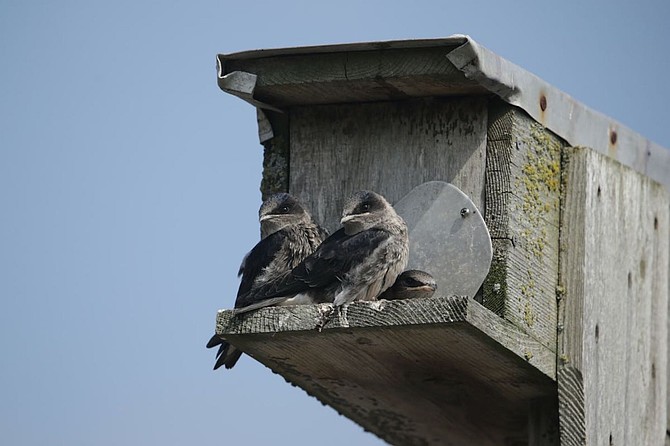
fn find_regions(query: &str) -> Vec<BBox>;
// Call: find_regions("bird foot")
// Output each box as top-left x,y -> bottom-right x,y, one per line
337,304 -> 350,328
315,305 -> 335,332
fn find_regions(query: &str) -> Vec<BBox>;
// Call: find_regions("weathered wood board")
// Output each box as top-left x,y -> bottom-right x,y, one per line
215,296 -> 556,446
220,46 -> 487,107
558,147 -> 669,445
483,102 -> 564,355
289,97 -> 488,232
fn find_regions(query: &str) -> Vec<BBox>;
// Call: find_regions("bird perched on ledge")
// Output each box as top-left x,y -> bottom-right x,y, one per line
206,193 -> 327,370
234,190 -> 409,313
378,270 -> 437,301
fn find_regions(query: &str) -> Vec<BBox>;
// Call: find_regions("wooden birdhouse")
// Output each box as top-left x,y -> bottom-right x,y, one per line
213,35 -> 670,445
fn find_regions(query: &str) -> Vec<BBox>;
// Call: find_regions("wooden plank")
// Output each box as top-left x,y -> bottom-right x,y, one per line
482,101 -> 564,353
215,296 -> 556,446
289,97 -> 488,233
558,147 -> 669,445
220,47 -> 486,107
556,366 -> 586,446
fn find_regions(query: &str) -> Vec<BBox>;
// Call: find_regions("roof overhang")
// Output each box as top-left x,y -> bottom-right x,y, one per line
217,35 -> 669,188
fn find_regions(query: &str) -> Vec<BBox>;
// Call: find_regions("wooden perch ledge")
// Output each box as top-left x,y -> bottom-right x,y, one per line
214,296 -> 557,446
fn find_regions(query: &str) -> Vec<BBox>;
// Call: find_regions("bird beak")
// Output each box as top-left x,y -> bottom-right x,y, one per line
422,283 -> 437,292
341,213 -> 370,225
259,214 -> 274,222
340,214 -> 355,225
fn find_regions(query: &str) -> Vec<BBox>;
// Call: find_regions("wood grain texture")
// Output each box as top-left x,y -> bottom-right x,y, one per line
289,98 -> 488,233
258,109 -> 290,199
557,367 -> 586,446
221,47 -> 486,107
558,147 -> 669,446
214,296 -> 556,446
483,102 -> 564,354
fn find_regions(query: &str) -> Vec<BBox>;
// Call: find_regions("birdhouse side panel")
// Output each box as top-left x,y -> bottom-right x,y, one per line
288,97 -> 488,232
483,102 -> 564,355
559,147 -> 669,446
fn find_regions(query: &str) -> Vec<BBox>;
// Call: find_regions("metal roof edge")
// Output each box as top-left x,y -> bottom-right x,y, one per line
217,35 -> 470,60
447,37 -> 669,188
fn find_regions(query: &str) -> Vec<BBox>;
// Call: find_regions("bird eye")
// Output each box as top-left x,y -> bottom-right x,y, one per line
361,203 -> 370,212
403,278 -> 421,287
280,205 -> 290,213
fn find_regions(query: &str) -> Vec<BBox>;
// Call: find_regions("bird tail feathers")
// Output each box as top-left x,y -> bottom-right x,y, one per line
233,296 -> 290,314
207,335 -> 243,370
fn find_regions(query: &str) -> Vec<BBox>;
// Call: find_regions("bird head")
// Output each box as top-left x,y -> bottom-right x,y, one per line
258,193 -> 311,238
396,270 -> 437,294
382,270 -> 437,300
340,190 -> 396,235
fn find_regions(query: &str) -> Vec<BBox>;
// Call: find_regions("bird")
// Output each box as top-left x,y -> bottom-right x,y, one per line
378,270 -> 437,300
234,190 -> 409,313
206,192 -> 327,370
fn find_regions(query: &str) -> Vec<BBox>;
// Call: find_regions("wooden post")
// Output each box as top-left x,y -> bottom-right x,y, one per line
558,147 -> 669,445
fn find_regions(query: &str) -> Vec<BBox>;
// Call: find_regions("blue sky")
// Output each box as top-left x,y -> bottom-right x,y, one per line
1,1 -> 668,445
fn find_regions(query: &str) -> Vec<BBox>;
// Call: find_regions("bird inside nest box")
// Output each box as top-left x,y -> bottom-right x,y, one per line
393,181 -> 492,299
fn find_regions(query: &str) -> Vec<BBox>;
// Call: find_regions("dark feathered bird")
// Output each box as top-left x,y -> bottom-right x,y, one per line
234,190 -> 409,312
206,193 -> 327,370
378,270 -> 437,300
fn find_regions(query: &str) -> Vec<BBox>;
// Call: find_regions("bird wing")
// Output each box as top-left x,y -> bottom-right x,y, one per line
297,228 -> 389,286
235,228 -> 390,307
235,230 -> 288,301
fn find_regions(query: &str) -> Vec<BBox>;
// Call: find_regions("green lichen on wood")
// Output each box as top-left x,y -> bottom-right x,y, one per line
555,284 -> 566,301
512,122 -> 562,329
516,123 -> 561,261
260,133 -> 289,198
520,277 -> 537,299
524,301 -> 535,328
481,240 -> 509,317
260,111 -> 290,199
482,102 -> 566,347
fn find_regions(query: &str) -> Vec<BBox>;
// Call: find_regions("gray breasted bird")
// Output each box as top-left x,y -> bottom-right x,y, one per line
206,193 -> 327,370
378,270 -> 437,300
234,190 -> 409,312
